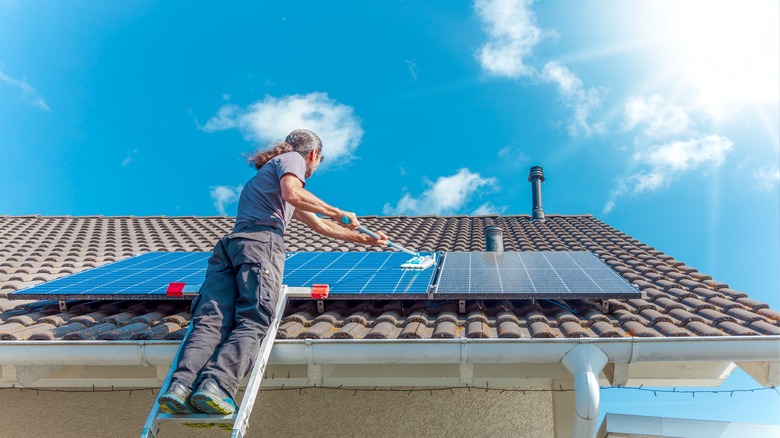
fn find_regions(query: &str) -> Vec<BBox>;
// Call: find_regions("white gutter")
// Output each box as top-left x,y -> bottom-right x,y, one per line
1,337 -> 777,438
0,336 -> 776,367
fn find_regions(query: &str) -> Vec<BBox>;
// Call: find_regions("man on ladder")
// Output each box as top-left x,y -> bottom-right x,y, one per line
157,129 -> 387,416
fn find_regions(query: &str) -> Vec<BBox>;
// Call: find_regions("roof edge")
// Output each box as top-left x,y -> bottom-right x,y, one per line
0,213 -> 594,219
0,336 -> 776,367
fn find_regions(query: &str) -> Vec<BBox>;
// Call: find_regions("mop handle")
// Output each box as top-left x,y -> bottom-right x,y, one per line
340,216 -> 418,257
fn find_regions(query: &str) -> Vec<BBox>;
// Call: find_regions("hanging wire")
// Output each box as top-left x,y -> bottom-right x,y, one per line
1,385 -> 776,396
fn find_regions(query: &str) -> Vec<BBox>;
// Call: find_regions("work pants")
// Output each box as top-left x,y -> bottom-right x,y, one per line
170,226 -> 285,398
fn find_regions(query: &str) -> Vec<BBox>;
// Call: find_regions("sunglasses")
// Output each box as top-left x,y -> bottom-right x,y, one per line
317,149 -> 325,163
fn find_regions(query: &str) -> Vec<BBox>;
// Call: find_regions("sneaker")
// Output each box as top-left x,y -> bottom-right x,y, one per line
158,381 -> 197,414
190,378 -> 238,415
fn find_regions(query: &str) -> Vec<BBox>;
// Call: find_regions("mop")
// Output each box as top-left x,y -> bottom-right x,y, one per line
341,217 -> 436,269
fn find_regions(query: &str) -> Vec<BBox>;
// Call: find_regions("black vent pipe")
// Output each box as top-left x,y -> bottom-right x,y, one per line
484,225 -> 504,252
528,166 -> 546,222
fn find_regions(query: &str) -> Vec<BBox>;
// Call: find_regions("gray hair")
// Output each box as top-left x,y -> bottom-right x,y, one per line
248,129 -> 322,169
285,129 -> 322,157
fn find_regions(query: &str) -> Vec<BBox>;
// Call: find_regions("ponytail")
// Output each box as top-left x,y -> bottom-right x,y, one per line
248,142 -> 294,169
247,129 -> 322,169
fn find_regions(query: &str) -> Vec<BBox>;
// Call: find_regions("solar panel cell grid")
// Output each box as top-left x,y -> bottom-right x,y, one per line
10,252 -> 211,300
10,251 -> 438,300
434,251 -> 640,299
11,250 -> 636,301
283,252 -> 435,298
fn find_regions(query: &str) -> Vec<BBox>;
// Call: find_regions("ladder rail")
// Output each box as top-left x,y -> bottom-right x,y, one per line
229,285 -> 290,437
141,285 -> 308,438
140,323 -> 194,438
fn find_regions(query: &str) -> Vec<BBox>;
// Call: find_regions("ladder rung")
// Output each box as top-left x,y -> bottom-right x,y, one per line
143,286 -> 307,438
156,413 -> 235,424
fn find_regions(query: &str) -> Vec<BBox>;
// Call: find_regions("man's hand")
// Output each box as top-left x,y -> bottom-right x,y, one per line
360,229 -> 389,247
336,210 -> 360,230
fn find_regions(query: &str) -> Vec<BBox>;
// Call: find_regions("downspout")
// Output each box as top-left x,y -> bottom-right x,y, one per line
561,344 -> 609,438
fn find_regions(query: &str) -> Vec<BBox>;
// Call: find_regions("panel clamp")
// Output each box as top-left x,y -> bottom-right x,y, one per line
166,282 -> 201,297
311,284 -> 330,299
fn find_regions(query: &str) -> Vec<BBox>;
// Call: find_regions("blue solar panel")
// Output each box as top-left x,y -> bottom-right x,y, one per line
10,252 -> 212,300
434,251 -> 640,299
11,251 -> 438,300
283,252 -> 436,299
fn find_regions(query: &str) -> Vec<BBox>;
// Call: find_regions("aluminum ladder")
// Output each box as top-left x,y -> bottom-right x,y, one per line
141,285 -> 327,438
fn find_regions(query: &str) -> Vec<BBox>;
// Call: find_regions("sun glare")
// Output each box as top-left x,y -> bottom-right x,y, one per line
636,0 -> 779,117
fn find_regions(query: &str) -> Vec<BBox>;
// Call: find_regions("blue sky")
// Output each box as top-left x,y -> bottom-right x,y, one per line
1,0 -> 778,426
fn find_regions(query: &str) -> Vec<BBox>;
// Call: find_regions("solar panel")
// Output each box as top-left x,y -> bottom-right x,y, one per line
283,252 -> 436,299
10,252 -> 212,300
11,251 -> 438,301
433,251 -> 640,299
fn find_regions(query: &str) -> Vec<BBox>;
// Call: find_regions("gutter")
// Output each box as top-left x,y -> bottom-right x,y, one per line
0,336 -> 776,367
1,337 -> 777,438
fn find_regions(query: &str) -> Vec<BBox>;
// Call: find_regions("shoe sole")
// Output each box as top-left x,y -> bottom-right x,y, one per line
159,394 -> 191,414
191,390 -> 238,415
159,392 -> 214,427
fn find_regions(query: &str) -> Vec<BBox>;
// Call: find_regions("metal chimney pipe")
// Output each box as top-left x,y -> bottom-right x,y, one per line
528,166 -> 546,222
484,225 -> 504,252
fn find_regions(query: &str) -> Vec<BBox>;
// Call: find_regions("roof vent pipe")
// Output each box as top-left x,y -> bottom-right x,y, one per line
484,225 -> 504,252
528,166 -> 546,222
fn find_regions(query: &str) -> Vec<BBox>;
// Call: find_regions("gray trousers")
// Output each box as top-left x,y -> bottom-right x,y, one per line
170,226 -> 285,398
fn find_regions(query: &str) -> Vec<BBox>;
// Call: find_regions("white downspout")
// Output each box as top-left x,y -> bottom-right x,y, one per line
561,344 -> 608,438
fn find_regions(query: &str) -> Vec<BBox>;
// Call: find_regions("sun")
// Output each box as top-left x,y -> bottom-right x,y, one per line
645,0 -> 779,114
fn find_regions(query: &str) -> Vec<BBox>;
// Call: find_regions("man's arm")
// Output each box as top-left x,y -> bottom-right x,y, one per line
280,174 -> 360,229
292,209 -> 388,246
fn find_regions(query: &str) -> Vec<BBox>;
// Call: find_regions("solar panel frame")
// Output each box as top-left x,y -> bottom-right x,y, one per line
433,251 -> 640,299
11,251 -> 440,301
10,252 -> 212,301
282,251 -> 437,299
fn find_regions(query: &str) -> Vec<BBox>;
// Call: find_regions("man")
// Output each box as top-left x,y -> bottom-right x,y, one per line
158,129 -> 387,415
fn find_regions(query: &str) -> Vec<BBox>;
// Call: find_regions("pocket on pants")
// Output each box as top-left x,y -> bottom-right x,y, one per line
257,263 -> 280,318
227,233 -> 273,265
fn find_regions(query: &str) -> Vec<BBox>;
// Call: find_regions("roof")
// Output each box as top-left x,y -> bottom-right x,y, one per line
0,214 -> 778,342
597,413 -> 780,437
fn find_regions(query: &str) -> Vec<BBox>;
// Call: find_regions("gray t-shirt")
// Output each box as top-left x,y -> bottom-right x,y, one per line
234,151 -> 306,233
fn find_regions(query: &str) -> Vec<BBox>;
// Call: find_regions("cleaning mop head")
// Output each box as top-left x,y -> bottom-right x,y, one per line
400,254 -> 437,270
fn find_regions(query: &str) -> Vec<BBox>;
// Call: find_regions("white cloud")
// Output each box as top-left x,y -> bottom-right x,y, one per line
0,68 -> 50,111
474,2 -> 604,137
121,149 -> 139,166
405,59 -> 418,82
474,0 -> 542,77
752,164 -> 780,192
497,146 -> 530,167
635,135 -> 732,174
202,92 -> 363,164
210,185 -> 243,216
605,135 -> 733,212
472,202 -> 506,216
540,61 -> 603,136
383,168 -> 497,216
623,94 -> 692,138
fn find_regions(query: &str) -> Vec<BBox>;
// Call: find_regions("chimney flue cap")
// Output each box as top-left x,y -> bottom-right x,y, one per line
528,166 -> 545,182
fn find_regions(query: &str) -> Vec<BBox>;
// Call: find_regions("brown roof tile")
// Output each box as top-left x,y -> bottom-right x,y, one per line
0,215 -> 776,341
717,321 -> 759,336
749,320 -> 780,335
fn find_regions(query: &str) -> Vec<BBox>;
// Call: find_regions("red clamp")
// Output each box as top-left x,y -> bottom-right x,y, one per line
167,282 -> 186,297
311,284 -> 330,299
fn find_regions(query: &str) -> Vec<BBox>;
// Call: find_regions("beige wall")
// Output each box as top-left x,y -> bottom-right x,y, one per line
0,387 -> 554,438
